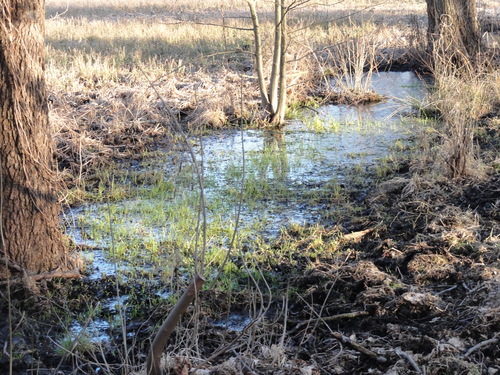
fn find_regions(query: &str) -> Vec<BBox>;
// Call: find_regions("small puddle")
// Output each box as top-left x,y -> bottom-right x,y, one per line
65,71 -> 430,282
69,318 -> 111,344
103,295 -> 129,313
80,250 -> 120,280
211,312 -> 252,332
327,71 -> 428,124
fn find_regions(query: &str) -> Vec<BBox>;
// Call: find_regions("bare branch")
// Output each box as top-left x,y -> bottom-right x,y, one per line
146,275 -> 205,375
464,333 -> 500,358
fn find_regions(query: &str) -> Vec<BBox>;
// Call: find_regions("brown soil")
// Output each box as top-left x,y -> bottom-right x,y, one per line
272,173 -> 500,375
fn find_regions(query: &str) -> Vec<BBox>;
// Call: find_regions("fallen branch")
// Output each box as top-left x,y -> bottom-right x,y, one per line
0,268 -> 80,290
1,254 -> 81,281
31,270 -> 81,281
290,311 -> 369,334
464,333 -> 499,358
294,294 -> 385,363
330,331 -> 387,364
146,274 -> 205,375
342,227 -> 376,242
191,315 -> 260,372
321,311 -> 369,321
395,347 -> 423,374
436,285 -> 458,296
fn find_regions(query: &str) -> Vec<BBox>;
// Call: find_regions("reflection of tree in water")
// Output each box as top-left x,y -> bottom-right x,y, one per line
263,130 -> 289,181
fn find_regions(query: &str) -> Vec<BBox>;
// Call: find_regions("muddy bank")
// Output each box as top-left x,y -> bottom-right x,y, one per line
276,174 -> 500,374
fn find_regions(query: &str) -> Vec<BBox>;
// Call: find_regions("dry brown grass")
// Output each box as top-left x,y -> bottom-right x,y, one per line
45,0 -> 499,180
416,42 -> 500,179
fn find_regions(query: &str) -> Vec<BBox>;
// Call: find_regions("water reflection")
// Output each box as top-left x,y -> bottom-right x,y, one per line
262,130 -> 288,182
66,71 -> 430,274
325,71 -> 429,124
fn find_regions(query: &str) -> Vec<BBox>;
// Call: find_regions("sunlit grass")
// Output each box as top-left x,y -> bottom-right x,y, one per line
45,18 -> 250,75
51,0 -> 498,293
44,0 -> 425,90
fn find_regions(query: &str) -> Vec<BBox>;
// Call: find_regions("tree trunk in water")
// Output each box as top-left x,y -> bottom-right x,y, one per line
247,0 -> 288,125
268,0 -> 282,115
246,0 -> 270,113
1,0 -> 72,275
273,0 -> 287,125
426,0 -> 480,59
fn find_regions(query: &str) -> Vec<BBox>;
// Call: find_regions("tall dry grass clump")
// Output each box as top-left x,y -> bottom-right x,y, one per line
428,50 -> 499,178
329,35 -> 381,104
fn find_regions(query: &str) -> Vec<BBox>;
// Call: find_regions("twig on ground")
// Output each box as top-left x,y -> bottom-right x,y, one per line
190,316 -> 260,373
291,311 -> 369,334
395,347 -> 423,374
330,331 -> 387,364
295,294 -> 386,363
31,270 -> 81,280
462,282 -> 473,292
303,105 -> 319,114
232,349 -> 261,375
321,311 -> 370,322
1,251 -> 81,283
464,333 -> 499,358
342,227 -> 376,242
192,263 -> 272,373
435,285 -> 457,295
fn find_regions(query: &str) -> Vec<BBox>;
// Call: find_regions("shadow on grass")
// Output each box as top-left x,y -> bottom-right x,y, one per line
45,34 -> 253,69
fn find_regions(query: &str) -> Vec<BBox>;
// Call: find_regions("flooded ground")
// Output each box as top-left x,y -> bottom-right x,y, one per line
3,68 -> 498,375
61,71 -> 431,345
66,71 -> 429,266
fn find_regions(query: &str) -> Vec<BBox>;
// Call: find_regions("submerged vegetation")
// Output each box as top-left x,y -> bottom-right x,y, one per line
0,0 -> 499,374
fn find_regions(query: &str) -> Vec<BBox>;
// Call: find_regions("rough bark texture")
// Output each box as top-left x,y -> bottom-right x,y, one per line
0,0 -> 71,274
426,0 -> 480,58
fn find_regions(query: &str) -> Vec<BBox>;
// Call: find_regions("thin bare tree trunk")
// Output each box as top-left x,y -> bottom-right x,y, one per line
246,0 -> 270,111
269,0 -> 282,114
0,0 -> 74,275
246,0 -> 289,125
274,0 -> 288,124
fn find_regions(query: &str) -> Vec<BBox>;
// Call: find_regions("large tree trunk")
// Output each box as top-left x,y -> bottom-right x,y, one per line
1,0 -> 72,275
426,0 -> 480,59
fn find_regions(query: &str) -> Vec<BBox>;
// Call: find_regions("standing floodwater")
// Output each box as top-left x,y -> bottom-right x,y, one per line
66,71 -> 429,277
189,71 -> 428,228
61,71 -> 430,345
